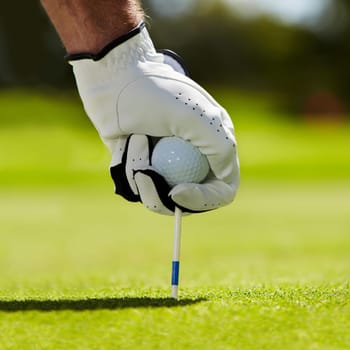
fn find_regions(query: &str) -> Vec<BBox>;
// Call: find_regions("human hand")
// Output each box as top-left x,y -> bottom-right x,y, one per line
67,23 -> 239,215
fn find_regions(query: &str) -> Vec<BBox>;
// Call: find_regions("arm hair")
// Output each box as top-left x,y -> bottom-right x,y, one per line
41,0 -> 144,54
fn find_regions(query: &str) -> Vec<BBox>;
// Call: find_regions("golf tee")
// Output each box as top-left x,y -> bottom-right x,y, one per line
171,207 -> 182,299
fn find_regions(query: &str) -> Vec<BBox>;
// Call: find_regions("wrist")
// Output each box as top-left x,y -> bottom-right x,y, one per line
65,22 -> 146,61
41,0 -> 144,55
66,16 -> 144,55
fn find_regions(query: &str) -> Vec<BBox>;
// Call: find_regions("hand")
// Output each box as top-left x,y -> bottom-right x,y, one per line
67,22 -> 240,215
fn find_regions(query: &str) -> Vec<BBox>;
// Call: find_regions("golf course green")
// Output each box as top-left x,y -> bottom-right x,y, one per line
0,90 -> 349,349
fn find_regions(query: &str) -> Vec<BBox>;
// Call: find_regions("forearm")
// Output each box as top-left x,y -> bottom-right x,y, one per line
41,0 -> 144,54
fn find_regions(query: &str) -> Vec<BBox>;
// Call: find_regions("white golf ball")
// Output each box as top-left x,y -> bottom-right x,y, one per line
152,137 -> 210,187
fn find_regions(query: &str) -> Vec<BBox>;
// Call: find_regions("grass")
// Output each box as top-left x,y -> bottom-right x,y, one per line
0,90 -> 349,349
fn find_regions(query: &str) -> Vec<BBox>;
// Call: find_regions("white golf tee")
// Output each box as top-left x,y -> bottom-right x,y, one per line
171,207 -> 182,299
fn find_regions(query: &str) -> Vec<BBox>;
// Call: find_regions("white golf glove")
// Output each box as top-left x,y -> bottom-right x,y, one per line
67,22 -> 239,215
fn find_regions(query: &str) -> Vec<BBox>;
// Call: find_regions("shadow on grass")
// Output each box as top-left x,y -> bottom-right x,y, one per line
0,297 -> 205,312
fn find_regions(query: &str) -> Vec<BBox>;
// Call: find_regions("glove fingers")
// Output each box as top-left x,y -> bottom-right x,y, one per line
134,170 -> 174,215
118,77 -> 238,184
169,178 -> 239,212
125,134 -> 152,194
110,134 -> 151,202
109,136 -> 128,167
134,169 -> 207,215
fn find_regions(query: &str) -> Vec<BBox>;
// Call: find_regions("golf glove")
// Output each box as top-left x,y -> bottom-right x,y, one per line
67,22 -> 239,215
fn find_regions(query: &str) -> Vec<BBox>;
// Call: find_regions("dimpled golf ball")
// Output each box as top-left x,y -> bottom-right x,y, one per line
152,136 -> 210,187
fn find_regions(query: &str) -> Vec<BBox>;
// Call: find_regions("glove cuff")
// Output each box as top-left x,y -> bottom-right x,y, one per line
66,21 -> 158,101
65,21 -> 147,62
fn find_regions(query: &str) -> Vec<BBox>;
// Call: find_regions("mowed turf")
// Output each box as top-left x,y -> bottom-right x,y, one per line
0,90 -> 349,349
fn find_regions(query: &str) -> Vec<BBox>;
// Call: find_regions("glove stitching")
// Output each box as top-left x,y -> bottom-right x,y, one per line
108,60 -> 234,146
118,73 -> 235,149
174,90 -> 234,148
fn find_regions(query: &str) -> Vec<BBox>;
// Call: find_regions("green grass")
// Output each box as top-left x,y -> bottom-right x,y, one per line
0,90 -> 349,349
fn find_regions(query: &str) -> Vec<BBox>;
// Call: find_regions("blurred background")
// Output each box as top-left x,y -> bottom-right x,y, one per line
0,1 -> 349,290
0,0 -> 349,116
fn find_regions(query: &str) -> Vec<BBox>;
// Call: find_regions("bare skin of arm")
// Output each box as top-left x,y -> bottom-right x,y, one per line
40,0 -> 144,54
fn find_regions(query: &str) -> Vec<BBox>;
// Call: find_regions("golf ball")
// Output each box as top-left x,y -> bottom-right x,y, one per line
152,137 -> 210,187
